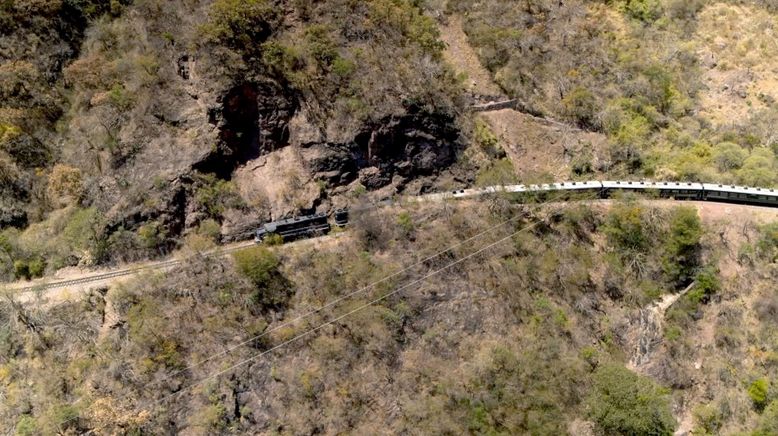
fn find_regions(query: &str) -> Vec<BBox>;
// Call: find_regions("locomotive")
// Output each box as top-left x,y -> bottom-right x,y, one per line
255,180 -> 778,244
254,209 -> 350,243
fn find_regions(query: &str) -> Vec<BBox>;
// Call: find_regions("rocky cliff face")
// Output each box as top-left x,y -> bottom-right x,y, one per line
0,0 -> 466,266
301,108 -> 461,190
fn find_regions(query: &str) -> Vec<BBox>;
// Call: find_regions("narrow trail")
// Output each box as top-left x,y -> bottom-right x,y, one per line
628,281 -> 696,372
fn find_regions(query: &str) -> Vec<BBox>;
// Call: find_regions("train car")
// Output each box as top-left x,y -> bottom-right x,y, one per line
601,180 -> 704,200
255,213 -> 331,242
701,184 -> 778,206
334,208 -> 349,227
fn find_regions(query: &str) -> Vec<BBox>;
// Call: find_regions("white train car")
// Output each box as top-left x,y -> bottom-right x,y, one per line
701,184 -> 778,206
602,180 -> 705,200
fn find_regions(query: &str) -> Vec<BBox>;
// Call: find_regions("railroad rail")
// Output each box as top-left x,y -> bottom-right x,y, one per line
9,180 -> 778,294
11,242 -> 255,293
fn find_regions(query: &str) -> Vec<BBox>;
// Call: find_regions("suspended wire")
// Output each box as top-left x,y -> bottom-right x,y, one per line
147,189 -> 567,390
152,217 -> 545,408
51,190 -> 565,431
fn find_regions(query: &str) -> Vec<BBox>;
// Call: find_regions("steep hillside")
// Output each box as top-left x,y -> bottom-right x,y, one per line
0,0 -> 470,280
2,198 -> 778,434
4,1 -> 778,435
441,0 -> 778,185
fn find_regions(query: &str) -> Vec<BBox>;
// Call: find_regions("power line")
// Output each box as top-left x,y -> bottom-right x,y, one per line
147,190 -> 569,391
150,216 -> 545,408
52,194 -> 564,431
146,211 -> 526,391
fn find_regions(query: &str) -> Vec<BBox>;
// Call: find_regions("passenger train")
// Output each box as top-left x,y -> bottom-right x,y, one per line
433,180 -> 778,205
255,181 -> 778,243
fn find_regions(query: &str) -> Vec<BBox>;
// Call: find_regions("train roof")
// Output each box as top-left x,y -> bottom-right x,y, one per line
263,212 -> 328,228
408,180 -> 778,203
701,183 -> 778,197
601,180 -> 705,190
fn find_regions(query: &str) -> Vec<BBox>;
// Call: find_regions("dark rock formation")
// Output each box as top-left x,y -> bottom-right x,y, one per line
301,108 -> 462,190
194,81 -> 296,179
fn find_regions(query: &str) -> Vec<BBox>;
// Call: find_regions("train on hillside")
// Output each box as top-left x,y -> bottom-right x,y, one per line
254,181 -> 778,243
435,180 -> 778,206
254,209 -> 349,242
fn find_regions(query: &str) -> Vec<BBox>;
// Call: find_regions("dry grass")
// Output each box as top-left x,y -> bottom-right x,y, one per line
439,15 -> 504,97
694,3 -> 778,128
480,109 -> 609,181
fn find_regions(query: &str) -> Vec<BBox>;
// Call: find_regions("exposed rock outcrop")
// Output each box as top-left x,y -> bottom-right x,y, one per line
300,108 -> 462,191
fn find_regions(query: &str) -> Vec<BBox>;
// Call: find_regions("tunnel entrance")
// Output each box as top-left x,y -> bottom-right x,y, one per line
195,82 -> 295,179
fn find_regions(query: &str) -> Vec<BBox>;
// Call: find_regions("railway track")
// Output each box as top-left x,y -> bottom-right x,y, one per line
8,179 -> 778,295
11,241 -> 256,294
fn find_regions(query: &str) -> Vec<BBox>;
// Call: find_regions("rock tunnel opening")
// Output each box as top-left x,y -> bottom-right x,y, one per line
194,82 -> 295,179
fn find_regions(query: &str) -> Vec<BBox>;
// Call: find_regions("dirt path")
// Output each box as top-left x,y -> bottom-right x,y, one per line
439,15 -> 503,97
627,282 -> 696,373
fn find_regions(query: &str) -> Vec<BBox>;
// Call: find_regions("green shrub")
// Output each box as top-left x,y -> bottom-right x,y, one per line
233,245 -> 279,287
262,233 -> 284,246
194,173 -> 243,218
13,260 -> 29,280
690,268 -> 720,302
331,56 -> 356,79
203,0 -> 276,49
662,206 -> 703,286
107,83 -> 134,111
39,404 -> 79,435
397,212 -> 414,238
473,117 -> 500,155
14,415 -> 37,436
586,364 -> 676,435
713,142 -> 747,172
624,0 -> 663,22
452,342 -> 585,435
62,207 -> 105,255
304,25 -> 338,68
748,378 -> 770,411
475,158 -> 518,187
571,146 -> 595,176
692,404 -> 721,435
261,41 -> 304,76
232,245 -> 290,309
604,203 -> 649,253
665,325 -> 682,341
137,222 -> 165,250
562,86 -> 598,128
737,148 -> 777,187
196,219 -> 222,242
756,222 -> 778,261
27,258 -> 45,278
188,403 -> 227,432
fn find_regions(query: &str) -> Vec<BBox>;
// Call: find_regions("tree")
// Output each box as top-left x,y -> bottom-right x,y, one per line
712,142 -> 747,172
737,148 -> 777,187
748,378 -> 770,411
662,206 -> 703,286
232,246 -> 291,309
586,364 -> 677,435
